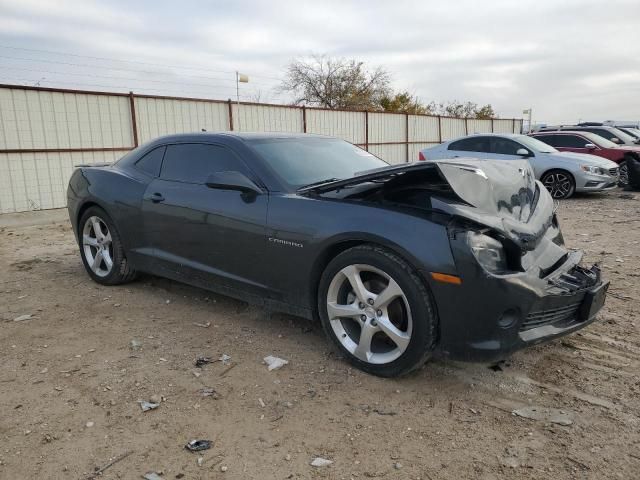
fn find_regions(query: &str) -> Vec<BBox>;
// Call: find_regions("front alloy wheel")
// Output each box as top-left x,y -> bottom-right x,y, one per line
326,264 -> 412,364
318,245 -> 437,377
619,161 -> 629,187
541,170 -> 575,199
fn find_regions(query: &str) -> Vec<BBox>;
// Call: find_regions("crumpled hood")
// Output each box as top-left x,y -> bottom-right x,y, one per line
432,158 -> 555,251
302,159 -> 555,251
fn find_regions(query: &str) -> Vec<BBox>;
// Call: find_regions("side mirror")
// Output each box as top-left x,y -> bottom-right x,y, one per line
205,171 -> 261,194
516,148 -> 530,157
611,137 -> 620,143
584,143 -> 597,149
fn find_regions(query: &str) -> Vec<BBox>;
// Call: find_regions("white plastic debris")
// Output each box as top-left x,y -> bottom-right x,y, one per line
311,457 -> 333,467
219,354 -> 231,366
143,473 -> 163,480
13,314 -> 32,322
264,355 -> 288,371
138,400 -> 160,412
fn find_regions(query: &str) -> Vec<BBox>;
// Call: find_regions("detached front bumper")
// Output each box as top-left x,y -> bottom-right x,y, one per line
428,228 -> 608,362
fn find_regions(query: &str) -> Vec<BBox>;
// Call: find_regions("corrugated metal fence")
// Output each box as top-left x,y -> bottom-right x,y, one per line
0,84 -> 523,214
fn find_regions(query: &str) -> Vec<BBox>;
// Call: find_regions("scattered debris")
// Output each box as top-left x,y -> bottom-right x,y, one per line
197,457 -> 203,467
311,457 -> 333,467
185,439 -> 212,452
193,321 -> 210,328
85,421 -> 94,428
512,406 -> 574,426
149,394 -> 162,404
219,354 -> 231,365
373,408 -> 397,416
138,400 -> 160,412
130,339 -> 142,350
13,314 -> 32,322
199,387 -> 218,398
143,472 -> 163,480
220,465 -> 228,472
394,462 -> 403,470
258,397 -> 266,408
264,355 -> 288,371
195,356 -> 214,368
85,451 -> 133,480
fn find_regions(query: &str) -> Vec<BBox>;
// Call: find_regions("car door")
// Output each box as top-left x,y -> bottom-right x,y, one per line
445,136 -> 492,158
142,142 -> 269,296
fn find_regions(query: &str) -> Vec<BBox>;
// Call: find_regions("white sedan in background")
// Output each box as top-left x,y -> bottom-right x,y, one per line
419,134 -> 619,199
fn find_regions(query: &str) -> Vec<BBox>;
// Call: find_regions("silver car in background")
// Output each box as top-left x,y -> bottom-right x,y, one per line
419,134 -> 620,199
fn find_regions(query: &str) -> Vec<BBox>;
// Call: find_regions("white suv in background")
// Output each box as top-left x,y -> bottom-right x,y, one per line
419,134 -> 619,199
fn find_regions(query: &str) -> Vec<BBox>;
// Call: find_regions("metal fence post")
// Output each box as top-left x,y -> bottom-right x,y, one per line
365,110 -> 369,151
128,91 -> 138,147
405,113 -> 410,162
302,105 -> 307,133
228,99 -> 234,131
437,116 -> 442,143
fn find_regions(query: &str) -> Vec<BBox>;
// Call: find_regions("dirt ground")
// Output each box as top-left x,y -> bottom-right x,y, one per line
1,190 -> 639,480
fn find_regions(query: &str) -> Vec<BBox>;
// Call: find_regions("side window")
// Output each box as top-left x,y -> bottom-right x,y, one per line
448,137 -> 490,152
556,135 -> 589,148
161,143 -> 247,184
533,135 -> 558,147
585,128 -> 619,142
135,146 -> 165,177
490,137 -> 524,155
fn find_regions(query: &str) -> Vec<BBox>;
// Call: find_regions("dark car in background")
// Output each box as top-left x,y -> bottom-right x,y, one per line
67,133 -> 608,377
531,130 -> 640,186
537,125 -> 640,146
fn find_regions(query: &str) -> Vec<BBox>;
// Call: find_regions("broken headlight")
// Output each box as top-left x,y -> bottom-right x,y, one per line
467,232 -> 509,274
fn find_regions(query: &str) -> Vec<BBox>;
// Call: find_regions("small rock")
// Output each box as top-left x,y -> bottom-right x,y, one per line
85,421 -> 94,428
149,394 -> 162,404
264,355 -> 288,371
394,462 -> 403,470
138,400 -> 160,412
311,457 -> 333,467
285,454 -> 292,461
130,339 -> 142,350
220,465 -> 228,472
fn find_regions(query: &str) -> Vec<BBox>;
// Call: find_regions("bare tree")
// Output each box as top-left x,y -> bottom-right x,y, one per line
280,55 -> 391,110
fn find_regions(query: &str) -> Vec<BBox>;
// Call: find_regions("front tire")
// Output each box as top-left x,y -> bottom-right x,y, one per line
78,206 -> 137,285
317,245 -> 437,377
541,169 -> 575,199
618,160 -> 628,187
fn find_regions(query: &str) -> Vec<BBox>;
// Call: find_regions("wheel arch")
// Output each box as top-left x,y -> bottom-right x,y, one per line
308,235 -> 435,322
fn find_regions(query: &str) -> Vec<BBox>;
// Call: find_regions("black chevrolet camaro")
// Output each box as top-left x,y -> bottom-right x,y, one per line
67,133 -> 608,377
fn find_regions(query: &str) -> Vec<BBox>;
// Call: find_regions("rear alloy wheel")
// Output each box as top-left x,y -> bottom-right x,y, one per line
541,170 -> 575,199
618,161 -> 629,187
79,206 -> 137,285
318,245 -> 436,377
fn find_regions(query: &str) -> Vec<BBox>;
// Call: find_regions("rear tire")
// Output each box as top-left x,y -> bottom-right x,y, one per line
78,206 -> 137,285
541,169 -> 575,199
317,244 -> 437,377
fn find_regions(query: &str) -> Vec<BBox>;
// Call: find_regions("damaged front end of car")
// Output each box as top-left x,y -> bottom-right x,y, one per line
424,159 -> 608,361
304,158 -> 608,361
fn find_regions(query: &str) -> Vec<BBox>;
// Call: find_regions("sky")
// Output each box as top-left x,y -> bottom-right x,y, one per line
0,0 -> 638,124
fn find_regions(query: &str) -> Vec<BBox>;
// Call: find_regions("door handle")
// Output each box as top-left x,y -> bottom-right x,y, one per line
150,192 -> 165,203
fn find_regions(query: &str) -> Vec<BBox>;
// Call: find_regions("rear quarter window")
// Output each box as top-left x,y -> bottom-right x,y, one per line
134,146 -> 166,177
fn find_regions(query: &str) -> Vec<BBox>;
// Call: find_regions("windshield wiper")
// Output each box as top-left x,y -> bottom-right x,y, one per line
298,177 -> 341,190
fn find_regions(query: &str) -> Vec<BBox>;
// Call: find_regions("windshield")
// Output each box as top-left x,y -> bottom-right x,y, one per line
516,135 -> 558,153
247,137 -> 388,189
572,131 -> 619,148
